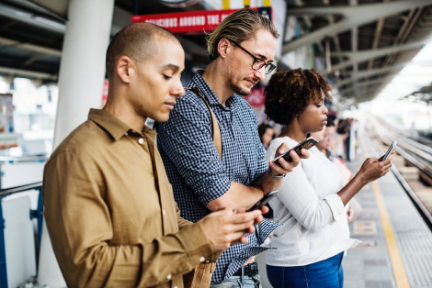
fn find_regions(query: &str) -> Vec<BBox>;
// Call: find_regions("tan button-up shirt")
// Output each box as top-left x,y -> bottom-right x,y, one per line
43,109 -> 217,288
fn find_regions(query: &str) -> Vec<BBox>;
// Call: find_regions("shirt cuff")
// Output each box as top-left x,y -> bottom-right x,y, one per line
198,176 -> 232,206
176,223 -> 218,263
323,194 -> 345,221
255,218 -> 281,245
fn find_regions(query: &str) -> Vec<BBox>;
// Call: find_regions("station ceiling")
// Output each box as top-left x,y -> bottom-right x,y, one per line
286,0 -> 432,103
0,0 -> 431,104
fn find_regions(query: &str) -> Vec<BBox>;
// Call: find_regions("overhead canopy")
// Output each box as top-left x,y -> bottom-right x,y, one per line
284,0 -> 432,103
2,0 -> 432,104
0,0 -> 212,82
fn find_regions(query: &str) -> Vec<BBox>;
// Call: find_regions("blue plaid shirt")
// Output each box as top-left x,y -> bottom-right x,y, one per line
157,71 -> 280,283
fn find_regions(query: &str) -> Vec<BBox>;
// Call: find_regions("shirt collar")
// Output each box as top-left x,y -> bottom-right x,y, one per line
192,70 -> 237,110
88,109 -> 157,141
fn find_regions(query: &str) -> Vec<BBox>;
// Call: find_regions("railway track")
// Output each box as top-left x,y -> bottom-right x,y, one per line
367,117 -> 432,230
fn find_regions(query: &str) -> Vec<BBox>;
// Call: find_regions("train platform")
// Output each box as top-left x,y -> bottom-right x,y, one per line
256,131 -> 432,288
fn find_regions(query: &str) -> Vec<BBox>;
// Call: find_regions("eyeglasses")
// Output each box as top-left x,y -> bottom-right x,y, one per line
230,40 -> 276,74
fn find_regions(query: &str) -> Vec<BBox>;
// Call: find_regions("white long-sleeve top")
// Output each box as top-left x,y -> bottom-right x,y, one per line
266,136 -> 360,267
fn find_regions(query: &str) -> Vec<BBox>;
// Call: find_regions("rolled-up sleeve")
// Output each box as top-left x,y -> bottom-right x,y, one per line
158,98 -> 231,205
323,194 -> 345,222
43,150 -> 215,288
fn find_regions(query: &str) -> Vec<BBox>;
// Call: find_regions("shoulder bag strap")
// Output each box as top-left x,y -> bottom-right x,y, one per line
185,86 -> 222,159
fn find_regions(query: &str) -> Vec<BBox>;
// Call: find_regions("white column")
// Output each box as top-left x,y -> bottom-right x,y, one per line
53,0 -> 114,148
38,0 -> 114,286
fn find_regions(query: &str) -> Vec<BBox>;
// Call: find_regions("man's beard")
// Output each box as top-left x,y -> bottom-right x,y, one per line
228,77 -> 252,96
225,66 -> 253,96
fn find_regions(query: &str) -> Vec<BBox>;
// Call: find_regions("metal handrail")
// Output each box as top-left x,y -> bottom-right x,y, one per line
367,123 -> 432,230
0,182 -> 43,198
0,155 -> 48,163
0,182 -> 44,288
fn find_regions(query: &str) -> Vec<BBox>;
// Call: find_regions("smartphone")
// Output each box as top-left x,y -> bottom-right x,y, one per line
379,141 -> 397,161
272,137 -> 318,166
247,190 -> 278,212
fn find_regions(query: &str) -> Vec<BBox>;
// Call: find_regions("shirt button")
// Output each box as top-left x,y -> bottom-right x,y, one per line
206,260 -> 210,263
125,132 -> 128,136
200,256 -> 205,262
174,287 -> 178,288
138,138 -> 144,144
167,274 -> 172,280
163,210 -> 166,215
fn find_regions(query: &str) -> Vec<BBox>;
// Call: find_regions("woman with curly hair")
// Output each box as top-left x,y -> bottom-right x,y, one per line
264,68 -> 394,288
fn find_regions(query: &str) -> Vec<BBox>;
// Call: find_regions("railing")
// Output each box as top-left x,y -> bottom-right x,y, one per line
0,156 -> 48,163
0,182 -> 43,288
0,155 -> 47,189
368,118 -> 432,230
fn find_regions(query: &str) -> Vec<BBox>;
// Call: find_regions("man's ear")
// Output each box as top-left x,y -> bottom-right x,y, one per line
217,38 -> 231,59
116,55 -> 133,83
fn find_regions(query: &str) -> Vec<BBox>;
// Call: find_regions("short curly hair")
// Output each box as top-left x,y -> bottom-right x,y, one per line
264,68 -> 332,125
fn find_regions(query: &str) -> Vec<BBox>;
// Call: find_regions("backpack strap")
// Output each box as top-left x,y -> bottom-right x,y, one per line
185,86 -> 222,159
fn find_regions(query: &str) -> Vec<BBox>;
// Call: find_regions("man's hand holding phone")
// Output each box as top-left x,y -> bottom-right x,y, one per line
197,208 -> 266,253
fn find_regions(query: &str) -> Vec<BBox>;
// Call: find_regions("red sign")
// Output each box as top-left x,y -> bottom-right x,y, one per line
245,86 -> 266,107
101,79 -> 109,108
131,7 -> 273,35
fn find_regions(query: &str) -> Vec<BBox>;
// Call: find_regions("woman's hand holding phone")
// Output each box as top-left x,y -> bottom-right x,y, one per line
358,151 -> 395,184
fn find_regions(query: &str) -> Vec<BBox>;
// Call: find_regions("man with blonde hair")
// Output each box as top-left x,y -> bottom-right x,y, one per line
158,9 -> 309,287
43,22 -> 266,288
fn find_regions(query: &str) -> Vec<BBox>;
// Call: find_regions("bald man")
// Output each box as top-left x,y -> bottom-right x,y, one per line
43,23 -> 265,288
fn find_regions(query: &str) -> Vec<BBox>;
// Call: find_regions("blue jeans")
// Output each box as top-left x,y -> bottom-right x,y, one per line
210,275 -> 262,288
267,252 -> 344,288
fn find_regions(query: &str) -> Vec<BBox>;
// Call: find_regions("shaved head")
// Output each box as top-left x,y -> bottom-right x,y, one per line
106,22 -> 179,79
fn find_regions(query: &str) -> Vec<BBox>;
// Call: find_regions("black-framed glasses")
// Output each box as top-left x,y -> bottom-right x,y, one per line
230,40 -> 276,74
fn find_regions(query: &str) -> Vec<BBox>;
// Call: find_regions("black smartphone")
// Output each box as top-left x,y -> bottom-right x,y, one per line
379,141 -> 397,161
247,190 -> 278,212
272,137 -> 318,166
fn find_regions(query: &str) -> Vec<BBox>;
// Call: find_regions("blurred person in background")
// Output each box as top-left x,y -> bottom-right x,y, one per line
258,122 -> 275,151
335,118 -> 350,159
263,68 -> 394,288
258,122 -> 276,221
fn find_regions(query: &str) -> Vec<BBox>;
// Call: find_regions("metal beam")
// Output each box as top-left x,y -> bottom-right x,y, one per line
330,38 -> 430,71
0,3 -> 131,38
28,0 -> 68,19
339,85 -> 380,98
322,0 -> 343,66
0,2 -> 66,34
0,66 -> 57,79
338,75 -> 396,93
333,63 -> 408,87
357,92 -> 382,102
0,37 -> 62,57
111,6 -> 130,36
367,0 -> 390,70
22,53 -> 46,66
282,0 -> 431,54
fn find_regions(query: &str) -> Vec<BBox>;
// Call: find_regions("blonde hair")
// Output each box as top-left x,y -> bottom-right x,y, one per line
206,9 -> 280,61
